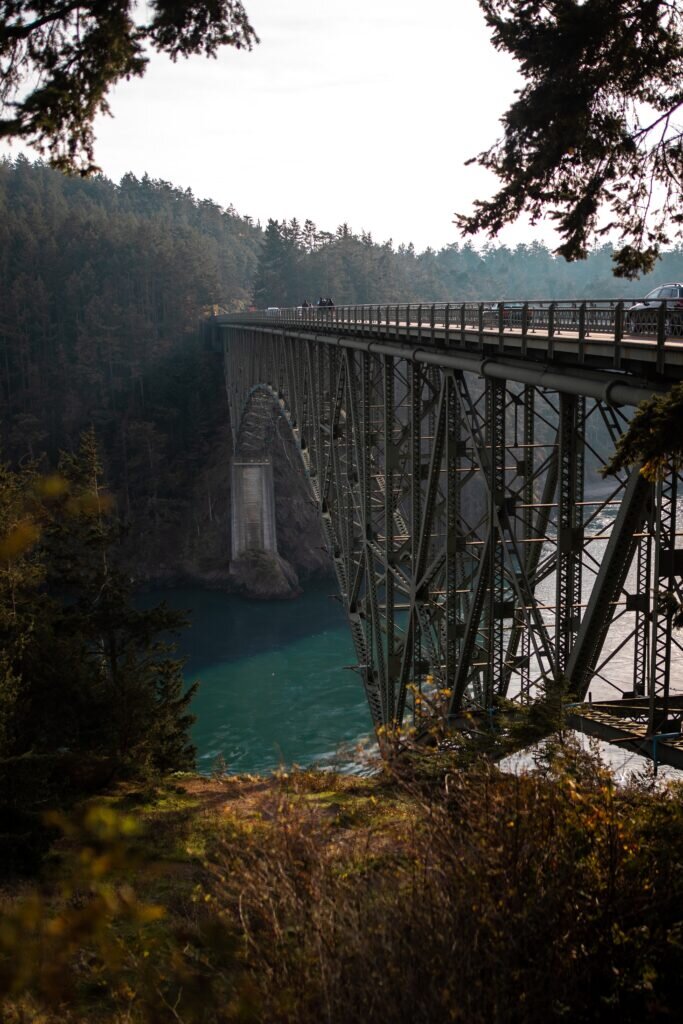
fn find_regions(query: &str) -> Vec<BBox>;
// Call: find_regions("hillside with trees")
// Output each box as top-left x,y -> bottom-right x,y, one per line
0,157 -> 263,583
252,217 -> 683,308
2,157 -> 683,585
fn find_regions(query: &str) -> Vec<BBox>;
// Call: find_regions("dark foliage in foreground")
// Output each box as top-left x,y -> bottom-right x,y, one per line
0,430 -> 197,872
219,753 -> 683,1024
0,1 -> 258,173
603,381 -> 683,482
1,749 -> 682,1022
460,1 -> 683,278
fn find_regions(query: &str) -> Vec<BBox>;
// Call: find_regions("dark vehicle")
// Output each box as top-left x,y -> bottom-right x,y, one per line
626,283 -> 683,337
483,302 -> 533,329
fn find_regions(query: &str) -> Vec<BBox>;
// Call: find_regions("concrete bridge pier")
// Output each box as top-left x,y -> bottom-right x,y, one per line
229,457 -> 300,598
231,459 -> 277,559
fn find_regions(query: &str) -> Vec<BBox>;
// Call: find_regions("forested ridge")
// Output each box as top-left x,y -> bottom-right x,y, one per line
0,157 -> 264,581
2,156 -> 683,584
0,155 -> 260,467
252,218 -> 683,308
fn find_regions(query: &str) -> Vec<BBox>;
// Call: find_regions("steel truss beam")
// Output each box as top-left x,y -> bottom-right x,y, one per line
221,324 -> 683,737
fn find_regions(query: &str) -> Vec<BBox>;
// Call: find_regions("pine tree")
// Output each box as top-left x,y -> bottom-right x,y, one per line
252,219 -> 291,306
0,427 -> 199,857
48,428 -> 198,771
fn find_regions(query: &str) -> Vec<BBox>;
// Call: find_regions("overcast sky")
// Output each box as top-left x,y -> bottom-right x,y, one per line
5,0 -> 562,252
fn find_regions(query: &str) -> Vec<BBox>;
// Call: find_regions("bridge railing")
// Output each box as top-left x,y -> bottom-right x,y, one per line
228,299 -> 683,339
219,299 -> 683,376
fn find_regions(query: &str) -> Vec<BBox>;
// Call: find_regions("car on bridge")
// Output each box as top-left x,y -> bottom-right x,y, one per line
626,283 -> 683,337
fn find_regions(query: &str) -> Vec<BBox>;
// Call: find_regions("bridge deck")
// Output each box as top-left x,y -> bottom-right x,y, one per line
216,301 -> 683,387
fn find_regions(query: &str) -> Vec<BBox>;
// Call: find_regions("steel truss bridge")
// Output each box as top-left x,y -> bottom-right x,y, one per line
208,300 -> 683,768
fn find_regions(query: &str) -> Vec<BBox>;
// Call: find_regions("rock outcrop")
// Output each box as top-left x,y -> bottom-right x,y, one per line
229,549 -> 301,600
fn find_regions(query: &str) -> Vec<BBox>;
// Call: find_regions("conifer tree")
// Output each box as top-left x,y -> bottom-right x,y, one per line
0,1 -> 258,173
48,427 -> 198,772
252,219 -> 291,306
0,427 -> 198,856
460,0 -> 683,277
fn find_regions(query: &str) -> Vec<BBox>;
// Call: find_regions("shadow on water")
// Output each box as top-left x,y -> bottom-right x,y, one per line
138,580 -> 348,675
138,581 -> 374,775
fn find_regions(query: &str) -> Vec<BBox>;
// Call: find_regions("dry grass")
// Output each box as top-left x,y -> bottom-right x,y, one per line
2,748 -> 683,1022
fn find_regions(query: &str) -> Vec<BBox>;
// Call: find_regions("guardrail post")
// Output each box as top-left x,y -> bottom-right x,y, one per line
460,302 -> 466,343
613,300 -> 623,370
444,303 -> 450,347
548,301 -> 556,358
478,302 -> 484,348
430,303 -> 435,345
657,300 -> 666,374
521,301 -> 529,357
578,301 -> 586,364
407,304 -> 411,331
498,301 -> 505,351
417,303 -> 423,342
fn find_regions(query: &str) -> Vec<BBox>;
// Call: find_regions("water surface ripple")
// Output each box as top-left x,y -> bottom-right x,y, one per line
146,584 -> 373,775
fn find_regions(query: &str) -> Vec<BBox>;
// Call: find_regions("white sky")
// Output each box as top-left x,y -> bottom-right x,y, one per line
4,0 -> 563,252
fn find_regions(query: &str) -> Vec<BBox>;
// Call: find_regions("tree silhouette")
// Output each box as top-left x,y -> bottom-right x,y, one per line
0,1 -> 258,173
459,0 -> 683,278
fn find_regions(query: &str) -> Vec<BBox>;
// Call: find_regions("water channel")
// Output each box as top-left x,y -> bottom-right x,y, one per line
144,582 -> 373,775
147,493 -> 682,781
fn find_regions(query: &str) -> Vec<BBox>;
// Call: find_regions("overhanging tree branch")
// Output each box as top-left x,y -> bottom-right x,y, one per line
0,1 -> 258,173
458,0 -> 683,278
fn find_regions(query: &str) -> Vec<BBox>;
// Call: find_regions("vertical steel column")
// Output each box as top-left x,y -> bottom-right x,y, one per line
453,374 -> 470,677
284,336 -> 298,428
397,359 -> 424,724
632,493 -> 653,697
343,348 -> 378,722
444,373 -> 460,692
649,473 -> 678,731
344,357 -> 355,586
485,379 -> 506,706
520,386 -> 535,698
555,394 -> 585,676
384,354 -> 397,723
363,354 -> 389,720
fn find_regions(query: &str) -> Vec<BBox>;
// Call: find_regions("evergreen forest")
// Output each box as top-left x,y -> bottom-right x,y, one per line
3,155 -> 683,573
3,155 -> 683,488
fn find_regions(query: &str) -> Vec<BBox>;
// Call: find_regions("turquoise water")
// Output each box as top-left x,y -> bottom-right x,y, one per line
144,584 -> 373,775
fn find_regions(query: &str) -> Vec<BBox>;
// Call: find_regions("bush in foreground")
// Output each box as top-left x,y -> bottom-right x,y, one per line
1,741 -> 683,1022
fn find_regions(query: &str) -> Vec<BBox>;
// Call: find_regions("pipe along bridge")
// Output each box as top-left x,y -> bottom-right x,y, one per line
207,300 -> 683,768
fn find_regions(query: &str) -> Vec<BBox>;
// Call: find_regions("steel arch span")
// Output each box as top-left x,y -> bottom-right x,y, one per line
211,304 -> 683,758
